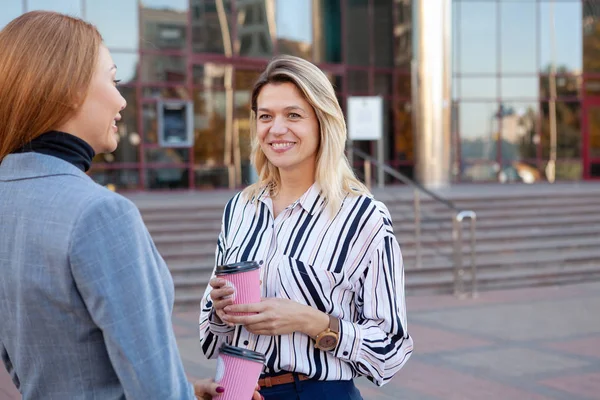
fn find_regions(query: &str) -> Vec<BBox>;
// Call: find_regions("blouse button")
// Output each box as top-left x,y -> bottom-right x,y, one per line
343,351 -> 349,356
259,260 -> 264,265
244,340 -> 249,346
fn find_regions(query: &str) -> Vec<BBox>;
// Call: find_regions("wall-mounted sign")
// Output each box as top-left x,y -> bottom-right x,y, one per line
157,100 -> 194,147
347,96 -> 383,141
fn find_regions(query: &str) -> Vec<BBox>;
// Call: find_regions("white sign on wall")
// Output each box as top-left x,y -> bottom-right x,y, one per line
347,96 -> 383,141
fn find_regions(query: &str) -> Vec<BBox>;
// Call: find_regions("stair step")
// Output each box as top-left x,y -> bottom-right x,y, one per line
124,183 -> 600,306
174,263 -> 600,306
160,233 -> 599,268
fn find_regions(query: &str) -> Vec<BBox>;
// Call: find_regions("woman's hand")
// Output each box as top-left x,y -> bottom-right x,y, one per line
193,379 -> 263,400
221,298 -> 329,338
193,379 -> 224,399
208,278 -> 235,325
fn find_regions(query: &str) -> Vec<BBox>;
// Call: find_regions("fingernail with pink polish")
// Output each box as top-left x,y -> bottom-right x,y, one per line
216,386 -> 225,393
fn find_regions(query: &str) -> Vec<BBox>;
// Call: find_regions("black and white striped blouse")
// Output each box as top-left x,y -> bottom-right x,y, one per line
199,183 -> 413,386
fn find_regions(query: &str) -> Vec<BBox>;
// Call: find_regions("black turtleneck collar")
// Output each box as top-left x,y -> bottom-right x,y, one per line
14,131 -> 95,172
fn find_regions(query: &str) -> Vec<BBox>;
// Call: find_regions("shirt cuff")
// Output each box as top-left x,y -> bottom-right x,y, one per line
208,308 -> 235,335
334,318 -> 362,362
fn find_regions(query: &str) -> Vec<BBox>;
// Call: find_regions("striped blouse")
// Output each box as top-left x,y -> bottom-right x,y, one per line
199,183 -> 413,386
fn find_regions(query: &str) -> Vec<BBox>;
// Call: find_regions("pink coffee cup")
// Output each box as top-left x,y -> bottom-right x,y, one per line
214,343 -> 266,400
215,261 -> 261,316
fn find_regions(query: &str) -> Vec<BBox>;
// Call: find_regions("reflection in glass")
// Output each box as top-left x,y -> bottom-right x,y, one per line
584,1 -> 600,75
584,77 -> 600,95
381,98 -> 391,163
111,53 -> 139,84
460,78 -> 497,100
393,0 -> 412,68
140,0 -> 188,12
500,1 -> 536,74
92,87 -> 139,164
458,102 -> 499,181
539,72 -> 580,99
323,72 -> 343,93
497,103 -> 542,184
541,101 -> 581,160
194,165 -> 230,189
140,3 -> 187,50
193,63 -> 228,87
193,89 -> 227,166
393,102 -> 413,161
451,1 -> 458,76
276,0 -> 312,60
586,104 -> 600,159
86,0 -> 138,50
89,168 -> 140,190
458,1 -> 497,74
346,0 -> 369,66
374,0 -> 393,67
236,0 -> 274,58
146,167 -> 189,189
191,0 -> 233,54
112,87 -> 139,162
555,161 -> 582,181
0,1 -> 22,31
143,104 -> 158,144
591,163 -> 600,178
313,0 -> 342,63
375,74 -> 392,96
501,77 -> 538,100
146,148 -> 189,163
347,70 -> 369,94
397,73 -> 411,99
143,87 -> 190,99
236,68 -> 261,95
27,0 -> 81,16
235,69 -> 262,185
540,1 -> 582,73
141,55 -> 186,82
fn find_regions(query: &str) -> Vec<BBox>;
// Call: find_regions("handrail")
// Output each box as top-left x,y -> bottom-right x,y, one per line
350,146 -> 478,298
351,148 -> 458,211
453,211 -> 478,298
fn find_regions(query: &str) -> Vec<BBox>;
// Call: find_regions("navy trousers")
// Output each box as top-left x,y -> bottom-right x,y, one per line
259,374 -> 363,400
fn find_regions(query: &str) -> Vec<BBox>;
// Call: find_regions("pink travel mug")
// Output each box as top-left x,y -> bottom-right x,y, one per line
214,343 -> 266,400
215,261 -> 261,316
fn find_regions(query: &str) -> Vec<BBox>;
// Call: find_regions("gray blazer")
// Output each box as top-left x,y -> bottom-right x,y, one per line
0,153 -> 195,400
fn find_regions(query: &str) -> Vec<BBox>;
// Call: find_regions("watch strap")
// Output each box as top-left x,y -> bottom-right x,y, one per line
329,315 -> 340,333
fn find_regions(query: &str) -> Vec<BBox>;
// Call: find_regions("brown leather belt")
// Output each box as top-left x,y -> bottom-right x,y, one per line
258,372 -> 310,388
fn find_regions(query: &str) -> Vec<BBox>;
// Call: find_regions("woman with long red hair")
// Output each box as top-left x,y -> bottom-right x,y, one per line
0,11 -> 259,400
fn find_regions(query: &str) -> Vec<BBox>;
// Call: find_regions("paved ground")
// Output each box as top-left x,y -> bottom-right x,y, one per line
3,281 -> 600,399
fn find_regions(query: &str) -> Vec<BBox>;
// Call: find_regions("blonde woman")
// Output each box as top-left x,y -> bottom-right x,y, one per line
199,55 -> 412,399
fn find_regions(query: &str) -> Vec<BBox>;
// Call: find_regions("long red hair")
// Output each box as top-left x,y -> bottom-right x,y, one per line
0,11 -> 102,160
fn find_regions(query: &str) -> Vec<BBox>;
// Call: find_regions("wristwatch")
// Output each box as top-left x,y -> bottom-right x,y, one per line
314,316 -> 340,351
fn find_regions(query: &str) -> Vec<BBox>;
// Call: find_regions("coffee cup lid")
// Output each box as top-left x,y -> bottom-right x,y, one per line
220,343 -> 266,364
215,261 -> 259,275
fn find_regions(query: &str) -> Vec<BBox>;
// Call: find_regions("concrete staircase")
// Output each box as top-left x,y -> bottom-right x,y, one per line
127,183 -> 600,307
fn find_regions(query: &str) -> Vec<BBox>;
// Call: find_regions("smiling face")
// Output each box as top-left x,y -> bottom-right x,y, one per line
255,82 -> 320,176
59,45 -> 126,153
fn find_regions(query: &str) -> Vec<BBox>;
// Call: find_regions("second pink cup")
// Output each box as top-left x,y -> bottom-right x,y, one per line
215,260 -> 261,316
213,343 -> 266,400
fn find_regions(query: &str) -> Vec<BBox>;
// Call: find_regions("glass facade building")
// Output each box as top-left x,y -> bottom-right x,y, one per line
2,0 -> 600,189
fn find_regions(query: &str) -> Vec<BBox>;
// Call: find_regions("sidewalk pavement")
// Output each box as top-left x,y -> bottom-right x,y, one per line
3,281 -> 600,399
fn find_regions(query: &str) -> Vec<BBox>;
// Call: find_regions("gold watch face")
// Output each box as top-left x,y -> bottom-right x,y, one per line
318,333 -> 338,350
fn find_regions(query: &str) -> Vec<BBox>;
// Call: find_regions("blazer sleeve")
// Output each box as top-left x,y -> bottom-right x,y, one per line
68,194 -> 195,400
1,341 -> 19,390
198,221 -> 235,359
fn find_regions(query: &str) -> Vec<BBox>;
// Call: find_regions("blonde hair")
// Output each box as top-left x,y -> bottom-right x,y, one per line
243,55 -> 369,215
0,11 -> 103,160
